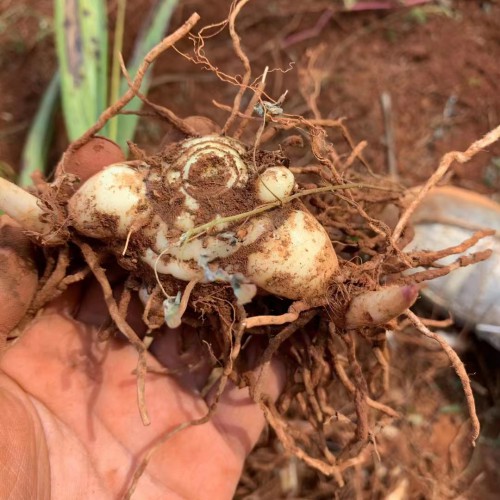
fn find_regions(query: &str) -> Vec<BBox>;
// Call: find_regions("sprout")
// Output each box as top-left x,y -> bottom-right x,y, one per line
345,285 -> 419,329
0,177 -> 63,244
163,292 -> 182,329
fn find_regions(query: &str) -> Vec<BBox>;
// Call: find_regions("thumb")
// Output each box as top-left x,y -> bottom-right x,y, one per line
0,215 -> 38,352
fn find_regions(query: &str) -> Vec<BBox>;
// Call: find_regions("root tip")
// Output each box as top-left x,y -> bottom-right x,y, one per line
401,284 -> 419,305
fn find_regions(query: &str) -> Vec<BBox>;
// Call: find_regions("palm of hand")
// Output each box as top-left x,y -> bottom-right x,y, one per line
0,284 -> 281,500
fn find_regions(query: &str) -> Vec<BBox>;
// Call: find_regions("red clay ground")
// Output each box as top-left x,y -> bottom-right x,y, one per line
0,0 -> 499,498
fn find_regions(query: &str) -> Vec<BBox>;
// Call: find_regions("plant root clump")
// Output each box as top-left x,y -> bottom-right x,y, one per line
3,5 -> 500,498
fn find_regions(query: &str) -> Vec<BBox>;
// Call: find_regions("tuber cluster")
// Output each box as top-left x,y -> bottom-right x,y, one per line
0,132 -> 419,332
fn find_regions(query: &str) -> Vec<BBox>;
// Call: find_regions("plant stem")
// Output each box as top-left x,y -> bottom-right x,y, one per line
183,182 -> 398,242
68,12 -> 200,152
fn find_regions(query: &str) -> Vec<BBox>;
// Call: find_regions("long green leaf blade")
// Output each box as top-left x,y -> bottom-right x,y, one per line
115,0 -> 179,149
108,0 -> 127,142
54,0 -> 108,141
88,0 -> 109,121
20,73 -> 60,187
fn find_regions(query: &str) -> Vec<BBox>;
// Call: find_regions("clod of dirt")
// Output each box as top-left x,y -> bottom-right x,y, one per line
57,136 -> 125,183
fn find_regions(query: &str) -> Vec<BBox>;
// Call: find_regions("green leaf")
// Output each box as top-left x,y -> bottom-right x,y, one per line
107,0 -> 127,142
54,0 -> 108,141
115,0 -> 179,149
19,73 -> 60,187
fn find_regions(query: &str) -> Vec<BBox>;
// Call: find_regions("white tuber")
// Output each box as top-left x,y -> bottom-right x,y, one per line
68,165 -> 150,238
345,285 -> 419,329
65,135 -> 340,301
246,209 -> 338,299
255,167 -> 295,203
0,135 -> 341,305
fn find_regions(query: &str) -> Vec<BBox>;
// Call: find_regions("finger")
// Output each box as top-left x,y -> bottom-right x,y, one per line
207,347 -> 286,460
0,216 -> 38,349
55,136 -> 125,183
0,378 -> 50,498
149,325 -> 214,392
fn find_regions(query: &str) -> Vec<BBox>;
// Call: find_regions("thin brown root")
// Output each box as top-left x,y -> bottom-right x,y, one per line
258,395 -> 345,485
373,347 -> 389,394
253,311 -> 317,400
328,337 -> 400,419
342,140 -> 368,172
59,268 -> 90,287
76,241 -> 150,426
213,99 -> 263,121
392,124 -> 500,243
339,330 -> 369,441
289,164 -> 333,181
245,300 -> 314,330
29,247 -> 70,313
407,229 -> 495,266
67,13 -> 201,153
118,54 -> 198,136
142,284 -> 163,331
118,278 -> 133,320
398,249 -> 492,285
124,410 -> 216,500
175,279 -> 199,328
222,0 -> 252,135
233,66 -> 268,140
302,368 -> 325,424
404,310 -> 480,445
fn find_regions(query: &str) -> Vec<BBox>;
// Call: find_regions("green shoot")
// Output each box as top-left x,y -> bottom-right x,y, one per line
19,73 -> 60,187
54,0 -> 108,141
115,0 -> 179,149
